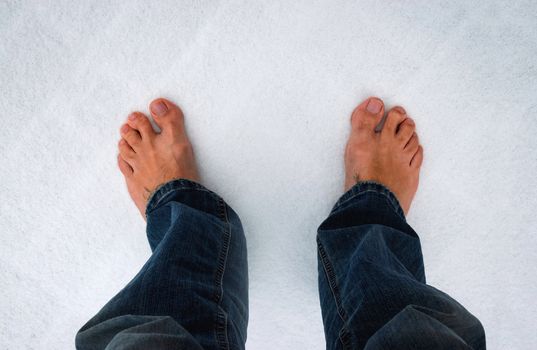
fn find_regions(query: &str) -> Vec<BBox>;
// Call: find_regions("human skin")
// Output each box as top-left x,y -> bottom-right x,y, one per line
344,97 -> 423,215
117,96 -> 422,218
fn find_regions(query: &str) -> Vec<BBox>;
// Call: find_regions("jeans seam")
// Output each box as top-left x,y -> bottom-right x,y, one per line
213,196 -> 231,350
317,239 -> 352,350
215,309 -> 229,350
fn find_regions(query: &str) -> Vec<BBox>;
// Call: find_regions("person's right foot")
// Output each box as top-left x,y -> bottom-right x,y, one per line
344,97 -> 424,215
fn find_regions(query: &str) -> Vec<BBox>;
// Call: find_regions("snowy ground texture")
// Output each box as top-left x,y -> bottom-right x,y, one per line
1,1 -> 537,349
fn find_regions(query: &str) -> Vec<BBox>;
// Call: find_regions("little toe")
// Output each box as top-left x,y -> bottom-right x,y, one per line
351,97 -> 385,131
383,106 -> 407,135
149,98 -> 185,138
127,112 -> 155,141
118,138 -> 136,161
120,124 -> 142,148
411,145 -> 424,168
396,117 -> 415,146
117,154 -> 133,177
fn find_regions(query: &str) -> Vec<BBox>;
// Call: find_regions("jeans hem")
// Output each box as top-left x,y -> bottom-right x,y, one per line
333,181 -> 406,220
145,179 -> 219,216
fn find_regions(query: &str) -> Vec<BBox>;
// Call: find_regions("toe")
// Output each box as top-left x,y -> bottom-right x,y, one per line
117,154 -> 133,177
127,112 -> 155,141
149,98 -> 185,138
351,97 -> 384,131
404,132 -> 420,156
383,106 -> 407,135
120,124 -> 142,148
411,145 -> 424,168
118,138 -> 136,161
396,117 -> 415,146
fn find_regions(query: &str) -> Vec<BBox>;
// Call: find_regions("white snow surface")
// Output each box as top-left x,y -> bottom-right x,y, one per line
1,1 -> 537,349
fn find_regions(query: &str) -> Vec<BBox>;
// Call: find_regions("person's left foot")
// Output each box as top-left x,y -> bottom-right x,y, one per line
117,98 -> 200,219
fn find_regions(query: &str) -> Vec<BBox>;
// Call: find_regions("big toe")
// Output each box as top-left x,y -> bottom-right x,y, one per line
149,98 -> 185,137
351,97 -> 385,131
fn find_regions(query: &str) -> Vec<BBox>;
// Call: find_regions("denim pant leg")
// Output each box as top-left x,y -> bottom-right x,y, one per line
76,179 -> 248,350
317,182 -> 486,350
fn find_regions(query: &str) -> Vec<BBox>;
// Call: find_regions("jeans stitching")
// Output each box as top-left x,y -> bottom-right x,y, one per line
317,239 -> 352,350
215,310 -> 229,350
213,196 -> 231,350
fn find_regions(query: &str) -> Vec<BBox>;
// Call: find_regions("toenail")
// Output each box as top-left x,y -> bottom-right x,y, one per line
366,98 -> 382,114
394,106 -> 406,115
151,101 -> 168,116
128,113 -> 138,121
121,124 -> 129,133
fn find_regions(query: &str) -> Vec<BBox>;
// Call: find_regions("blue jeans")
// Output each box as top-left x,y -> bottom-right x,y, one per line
76,180 -> 485,349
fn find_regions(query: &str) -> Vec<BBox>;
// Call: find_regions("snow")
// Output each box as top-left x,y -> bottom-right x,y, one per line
1,1 -> 536,349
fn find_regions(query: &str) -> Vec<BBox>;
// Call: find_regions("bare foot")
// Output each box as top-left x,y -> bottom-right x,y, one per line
344,97 -> 424,215
117,98 -> 200,219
